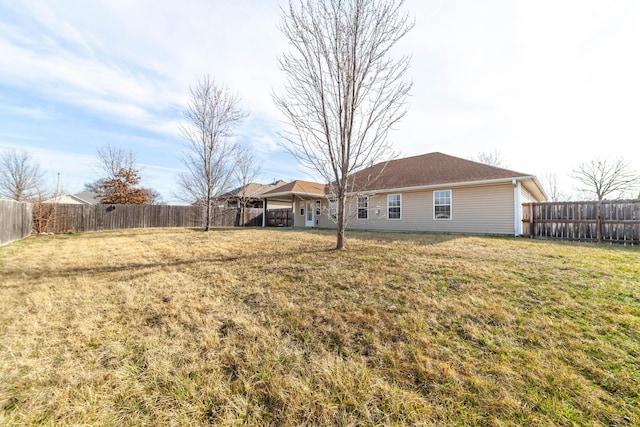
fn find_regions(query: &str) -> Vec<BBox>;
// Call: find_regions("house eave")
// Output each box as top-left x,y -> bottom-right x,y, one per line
261,191 -> 326,200
346,176 -> 540,196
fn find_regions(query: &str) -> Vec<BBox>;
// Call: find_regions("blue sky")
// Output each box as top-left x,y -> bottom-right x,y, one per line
1,0 -> 639,203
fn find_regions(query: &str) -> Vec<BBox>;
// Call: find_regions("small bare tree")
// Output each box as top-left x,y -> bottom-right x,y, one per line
177,75 -> 247,231
274,0 -> 414,249
475,149 -> 507,168
540,172 -> 567,202
572,158 -> 640,243
0,149 -> 44,201
572,158 -> 640,201
234,146 -> 262,226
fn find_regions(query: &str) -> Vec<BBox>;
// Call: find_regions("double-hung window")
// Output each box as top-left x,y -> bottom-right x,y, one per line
434,190 -> 452,220
329,200 -> 337,220
387,194 -> 401,219
357,196 -> 368,219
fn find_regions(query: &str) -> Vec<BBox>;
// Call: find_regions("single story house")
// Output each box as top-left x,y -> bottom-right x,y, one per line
260,152 -> 548,236
217,180 -> 289,208
45,191 -> 101,205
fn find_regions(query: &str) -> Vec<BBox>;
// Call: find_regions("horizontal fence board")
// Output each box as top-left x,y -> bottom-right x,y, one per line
523,200 -> 640,245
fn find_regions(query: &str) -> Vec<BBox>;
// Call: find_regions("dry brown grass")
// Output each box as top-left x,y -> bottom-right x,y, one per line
0,228 -> 638,426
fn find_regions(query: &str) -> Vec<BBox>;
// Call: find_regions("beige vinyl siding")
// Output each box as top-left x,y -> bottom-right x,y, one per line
343,183 -> 516,234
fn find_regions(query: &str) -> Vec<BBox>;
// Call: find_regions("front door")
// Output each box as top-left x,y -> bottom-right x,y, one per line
305,201 -> 314,227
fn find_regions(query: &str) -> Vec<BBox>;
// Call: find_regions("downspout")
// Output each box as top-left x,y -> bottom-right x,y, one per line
513,180 -> 522,236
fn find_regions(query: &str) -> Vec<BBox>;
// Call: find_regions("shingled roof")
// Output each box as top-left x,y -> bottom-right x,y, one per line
261,180 -> 327,197
347,152 -> 535,192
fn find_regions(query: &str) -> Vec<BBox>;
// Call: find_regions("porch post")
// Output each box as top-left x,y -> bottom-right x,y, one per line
291,195 -> 295,228
262,198 -> 267,227
513,181 -> 522,236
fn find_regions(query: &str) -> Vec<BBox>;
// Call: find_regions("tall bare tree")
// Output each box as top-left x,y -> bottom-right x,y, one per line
274,0 -> 413,249
0,149 -> 44,201
572,158 -> 640,201
234,145 -> 262,226
177,75 -> 247,231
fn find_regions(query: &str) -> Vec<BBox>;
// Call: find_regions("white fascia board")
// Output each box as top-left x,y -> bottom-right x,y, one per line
261,191 -> 327,199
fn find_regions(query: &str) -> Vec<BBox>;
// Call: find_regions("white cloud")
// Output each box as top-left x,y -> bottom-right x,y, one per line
1,0 -> 639,201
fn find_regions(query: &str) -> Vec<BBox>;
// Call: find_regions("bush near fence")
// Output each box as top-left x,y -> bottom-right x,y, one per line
0,200 -> 33,246
523,200 -> 640,245
44,204 -> 264,234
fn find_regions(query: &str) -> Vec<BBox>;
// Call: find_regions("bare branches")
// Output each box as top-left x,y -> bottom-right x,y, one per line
274,0 -> 413,249
475,149 -> 507,168
91,144 -> 152,204
0,149 -> 44,201
176,75 -> 247,231
572,158 -> 640,201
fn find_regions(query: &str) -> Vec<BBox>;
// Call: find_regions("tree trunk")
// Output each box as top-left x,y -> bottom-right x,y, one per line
335,192 -> 347,250
205,202 -> 211,231
596,200 -> 603,243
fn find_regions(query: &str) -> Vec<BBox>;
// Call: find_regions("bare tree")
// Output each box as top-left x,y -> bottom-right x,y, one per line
234,145 -> 262,226
572,158 -> 640,201
572,158 -> 640,243
0,149 -> 44,201
96,144 -> 137,179
32,173 -> 64,234
540,172 -> 567,202
274,0 -> 413,249
475,149 -> 507,168
91,144 -> 156,204
177,75 -> 247,231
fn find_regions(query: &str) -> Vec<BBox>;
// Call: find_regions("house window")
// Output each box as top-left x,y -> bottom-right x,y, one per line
357,196 -> 368,219
315,200 -> 321,216
434,190 -> 452,220
329,200 -> 337,220
299,201 -> 304,216
388,194 -> 401,219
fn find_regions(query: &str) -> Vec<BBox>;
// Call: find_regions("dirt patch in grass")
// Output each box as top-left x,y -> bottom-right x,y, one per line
1,228 -> 638,425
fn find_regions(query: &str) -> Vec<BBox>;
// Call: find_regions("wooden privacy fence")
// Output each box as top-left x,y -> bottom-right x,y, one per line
46,205 -> 264,234
523,200 -> 640,245
0,200 -> 33,246
265,208 -> 293,227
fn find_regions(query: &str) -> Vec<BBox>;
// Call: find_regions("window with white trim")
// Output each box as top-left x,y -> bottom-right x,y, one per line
357,196 -> 368,219
315,200 -> 321,216
329,200 -> 337,220
434,190 -> 451,220
299,201 -> 304,216
387,194 -> 401,219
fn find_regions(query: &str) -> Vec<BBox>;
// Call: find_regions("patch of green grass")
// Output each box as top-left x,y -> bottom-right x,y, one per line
1,228 -> 638,425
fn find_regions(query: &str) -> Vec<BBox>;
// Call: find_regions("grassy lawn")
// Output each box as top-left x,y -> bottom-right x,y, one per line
0,228 -> 638,426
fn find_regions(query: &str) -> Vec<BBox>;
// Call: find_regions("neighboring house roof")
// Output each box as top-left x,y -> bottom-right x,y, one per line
45,191 -> 101,205
72,191 -> 102,204
222,180 -> 288,199
261,179 -> 328,199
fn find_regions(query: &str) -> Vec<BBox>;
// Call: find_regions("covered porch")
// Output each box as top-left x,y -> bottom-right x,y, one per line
260,180 -> 327,228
